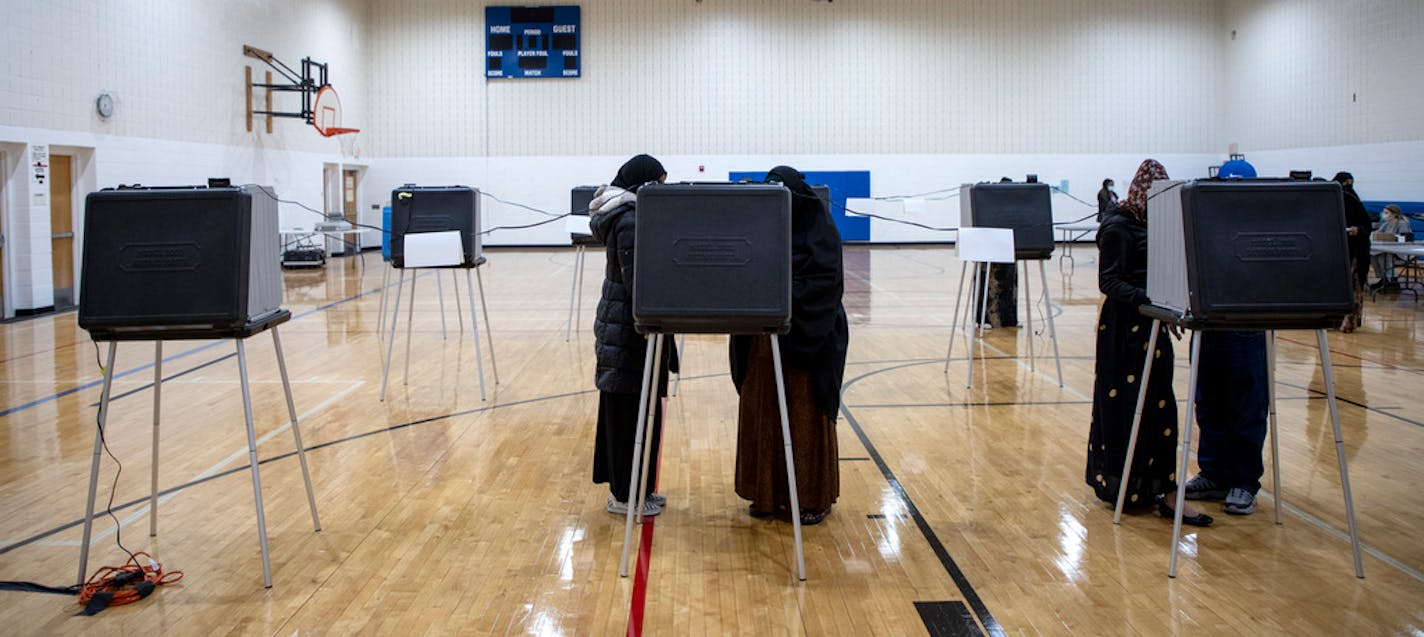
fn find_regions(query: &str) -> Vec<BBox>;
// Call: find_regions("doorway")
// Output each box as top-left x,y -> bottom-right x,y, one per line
0,150 -> 6,318
50,153 -> 74,309
343,169 -> 359,227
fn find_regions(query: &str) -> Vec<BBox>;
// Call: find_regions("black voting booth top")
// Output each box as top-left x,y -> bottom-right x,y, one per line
389,185 -> 480,268
632,182 -> 792,335
1141,179 -> 1353,330
79,186 -> 288,341
961,182 -> 1056,260
570,185 -> 601,246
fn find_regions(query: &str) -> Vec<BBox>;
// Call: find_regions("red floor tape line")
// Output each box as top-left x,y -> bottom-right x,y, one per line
625,397 -> 666,637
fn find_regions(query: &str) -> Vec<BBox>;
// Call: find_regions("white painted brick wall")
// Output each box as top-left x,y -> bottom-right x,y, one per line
367,0 -> 1228,158
1224,0 -> 1424,151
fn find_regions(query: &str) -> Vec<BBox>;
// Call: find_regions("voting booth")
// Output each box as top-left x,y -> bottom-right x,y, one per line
1145,179 -> 1354,327
946,182 -> 1064,387
379,184 -> 498,402
80,185 -> 283,339
1118,178 -> 1364,579
75,184 -> 319,589
617,182 -> 807,581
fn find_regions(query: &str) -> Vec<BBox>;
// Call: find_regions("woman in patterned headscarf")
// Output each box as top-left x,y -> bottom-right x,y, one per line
1084,159 -> 1212,526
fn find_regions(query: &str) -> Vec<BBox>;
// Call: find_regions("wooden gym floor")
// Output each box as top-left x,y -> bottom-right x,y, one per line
0,245 -> 1421,635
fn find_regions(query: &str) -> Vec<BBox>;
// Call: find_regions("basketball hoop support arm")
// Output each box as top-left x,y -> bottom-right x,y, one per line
244,45 -> 330,126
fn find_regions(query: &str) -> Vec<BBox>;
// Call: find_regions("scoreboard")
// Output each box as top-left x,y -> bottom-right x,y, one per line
486,6 -> 581,79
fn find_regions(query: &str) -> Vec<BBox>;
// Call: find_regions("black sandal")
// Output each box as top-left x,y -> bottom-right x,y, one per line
1157,495 -> 1213,527
799,507 -> 831,525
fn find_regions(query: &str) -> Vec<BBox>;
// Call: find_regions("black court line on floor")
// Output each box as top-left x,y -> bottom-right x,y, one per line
915,601 -> 984,637
840,359 -> 1005,637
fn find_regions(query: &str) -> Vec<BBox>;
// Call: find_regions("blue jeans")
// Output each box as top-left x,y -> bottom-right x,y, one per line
1194,331 -> 1269,494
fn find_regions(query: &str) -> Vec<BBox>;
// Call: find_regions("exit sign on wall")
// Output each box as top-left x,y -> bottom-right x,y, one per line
486,6 -> 581,79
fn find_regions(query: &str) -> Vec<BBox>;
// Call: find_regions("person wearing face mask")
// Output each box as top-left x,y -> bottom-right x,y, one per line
1370,204 -> 1412,291
729,166 -> 849,525
1333,172 -> 1372,332
589,154 -> 676,517
1097,178 -> 1118,222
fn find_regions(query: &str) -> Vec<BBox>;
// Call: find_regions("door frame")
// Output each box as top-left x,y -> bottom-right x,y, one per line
49,145 -> 95,307
340,162 -> 370,249
0,148 -> 8,319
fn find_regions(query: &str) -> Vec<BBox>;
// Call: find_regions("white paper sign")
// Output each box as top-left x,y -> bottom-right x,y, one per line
957,227 -> 1016,263
30,144 -> 50,207
401,231 -> 465,268
565,214 -> 592,236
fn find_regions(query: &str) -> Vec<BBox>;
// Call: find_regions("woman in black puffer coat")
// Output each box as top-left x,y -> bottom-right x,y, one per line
589,154 -> 676,517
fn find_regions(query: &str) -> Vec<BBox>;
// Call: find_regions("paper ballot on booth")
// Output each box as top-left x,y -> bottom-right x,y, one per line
957,227 -> 1016,263
401,231 -> 466,268
566,214 -> 592,237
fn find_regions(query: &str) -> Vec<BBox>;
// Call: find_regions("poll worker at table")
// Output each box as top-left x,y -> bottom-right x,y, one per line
1084,159 -> 1212,526
1334,171 -> 1372,332
1097,178 -> 1118,221
589,154 -> 676,518
730,165 -> 850,526
1370,204 -> 1411,291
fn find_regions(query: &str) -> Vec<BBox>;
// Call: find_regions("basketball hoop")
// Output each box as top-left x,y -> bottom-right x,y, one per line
339,131 -> 362,160
311,86 -> 360,138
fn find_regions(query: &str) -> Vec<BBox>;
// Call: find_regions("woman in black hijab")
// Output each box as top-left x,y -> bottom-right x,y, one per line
1333,171 -> 1371,332
730,166 -> 850,525
589,154 -> 675,517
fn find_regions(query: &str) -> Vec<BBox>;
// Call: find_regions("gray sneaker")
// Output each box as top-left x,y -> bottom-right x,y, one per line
606,495 -> 662,517
1223,487 -> 1256,515
1184,474 -> 1227,501
648,493 -> 667,508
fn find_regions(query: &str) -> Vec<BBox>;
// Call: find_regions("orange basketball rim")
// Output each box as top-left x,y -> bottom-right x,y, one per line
312,86 -> 359,137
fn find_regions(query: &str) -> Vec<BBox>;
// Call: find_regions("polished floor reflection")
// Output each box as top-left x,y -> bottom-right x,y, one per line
1,246 -> 1421,635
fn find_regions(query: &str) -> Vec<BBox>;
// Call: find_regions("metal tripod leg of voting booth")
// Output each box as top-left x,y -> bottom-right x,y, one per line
1023,261 -> 1036,371
565,243 -> 585,342
945,261 -> 969,373
380,267 -> 492,401
435,269 -> 448,339
79,329 -> 321,588
965,262 -> 991,388
619,333 -> 807,581
1116,324 -> 1364,578
1266,331 -> 1283,526
1037,260 -> 1064,387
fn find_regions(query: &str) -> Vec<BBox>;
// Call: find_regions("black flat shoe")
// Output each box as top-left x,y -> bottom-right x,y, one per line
748,504 -> 774,519
1157,496 -> 1213,527
800,507 -> 831,525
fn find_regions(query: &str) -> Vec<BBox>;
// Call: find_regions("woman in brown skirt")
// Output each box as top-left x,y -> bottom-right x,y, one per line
730,166 -> 850,525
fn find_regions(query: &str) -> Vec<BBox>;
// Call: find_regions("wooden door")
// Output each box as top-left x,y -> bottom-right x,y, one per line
50,154 -> 74,308
343,170 -> 358,225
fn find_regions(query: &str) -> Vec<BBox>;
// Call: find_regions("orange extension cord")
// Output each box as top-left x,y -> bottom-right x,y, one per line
77,552 -> 183,613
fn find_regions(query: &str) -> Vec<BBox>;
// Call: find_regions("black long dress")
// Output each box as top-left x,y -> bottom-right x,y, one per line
1085,209 -> 1179,506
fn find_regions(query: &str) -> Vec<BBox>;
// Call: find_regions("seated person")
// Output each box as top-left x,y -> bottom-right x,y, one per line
1371,204 -> 1412,290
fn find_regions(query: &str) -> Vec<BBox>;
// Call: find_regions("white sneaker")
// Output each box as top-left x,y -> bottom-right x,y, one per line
606,495 -> 662,517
